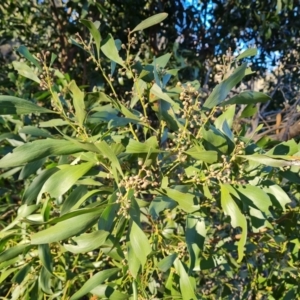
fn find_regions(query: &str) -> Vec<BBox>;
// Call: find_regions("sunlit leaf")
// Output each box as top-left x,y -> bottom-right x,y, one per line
131,13 -> 168,33
38,162 -> 93,200
203,63 -> 247,109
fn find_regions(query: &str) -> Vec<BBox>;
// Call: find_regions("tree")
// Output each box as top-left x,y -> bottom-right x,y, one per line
1,1 -> 300,299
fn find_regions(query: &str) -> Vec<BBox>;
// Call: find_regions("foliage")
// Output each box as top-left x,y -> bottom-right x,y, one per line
1,13 -> 300,299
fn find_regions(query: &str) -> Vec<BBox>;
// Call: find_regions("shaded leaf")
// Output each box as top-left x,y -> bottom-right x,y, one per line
221,91 -> 270,106
70,268 -> 119,300
221,184 -> 247,263
80,19 -> 101,58
0,96 -> 54,115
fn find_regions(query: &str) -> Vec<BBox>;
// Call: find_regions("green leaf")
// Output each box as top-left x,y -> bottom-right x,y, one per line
13,61 -> 41,83
80,19 -> 101,59
64,230 -> 109,254
38,162 -> 93,200
157,253 -> 178,272
0,139 -> 85,168
234,184 -> 272,215
261,181 -> 291,211
38,244 -> 53,274
19,126 -> 52,138
127,242 -> 141,278
31,208 -> 102,244
19,158 -> 46,180
12,262 -> 32,284
39,119 -> 69,127
68,80 -> 86,126
39,267 -> 52,294
221,184 -> 247,263
173,258 -> 197,300
0,244 -> 31,263
158,188 -> 200,213
90,285 -> 128,299
130,13 -> 168,33
184,148 -> 218,164
150,83 -> 179,109
130,221 -> 151,267
236,48 -> 257,60
203,63 -> 247,109
70,268 -> 119,300
23,167 -> 59,204
61,185 -> 88,215
126,136 -> 160,153
17,45 -> 42,71
0,96 -> 54,115
94,140 -> 124,180
186,215 -> 207,271
238,154 -> 300,168
101,34 -> 124,66
221,91 -> 271,106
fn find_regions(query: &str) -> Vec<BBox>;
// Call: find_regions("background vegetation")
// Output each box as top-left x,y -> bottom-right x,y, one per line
1,1 -> 300,299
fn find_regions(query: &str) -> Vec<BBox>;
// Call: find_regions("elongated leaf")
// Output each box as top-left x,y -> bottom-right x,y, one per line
221,91 -> 270,106
17,45 -> 42,70
203,63 -> 247,109
61,185 -> 88,215
70,268 -> 119,300
0,139 -> 85,168
157,253 -> 178,272
31,208 -> 102,244
150,83 -> 179,109
101,34 -> 124,66
131,13 -> 168,33
19,126 -> 51,138
12,262 -> 32,284
91,285 -> 128,299
0,96 -> 54,115
184,148 -> 218,164
238,154 -> 300,168
236,48 -> 257,60
38,162 -> 93,200
186,215 -> 207,271
64,230 -> 109,254
158,188 -> 200,213
23,167 -> 59,204
39,119 -> 69,127
126,136 -> 160,153
221,184 -> 247,262
173,258 -> 197,300
130,221 -> 151,267
234,184 -> 272,215
68,80 -> 86,126
39,267 -> 52,294
80,19 -> 101,58
261,181 -> 291,211
127,242 -> 141,278
38,244 -> 53,274
94,140 -> 124,180
0,244 -> 31,263
13,61 -> 41,83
